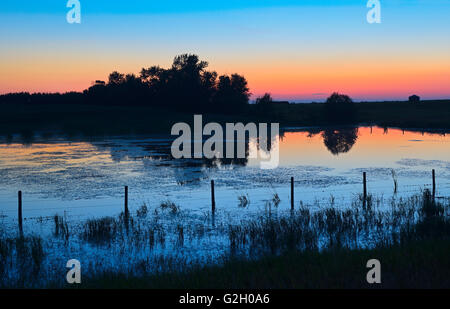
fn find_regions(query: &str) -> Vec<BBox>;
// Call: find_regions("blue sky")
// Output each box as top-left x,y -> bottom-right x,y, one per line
1,0 -> 449,101
1,0 -> 389,14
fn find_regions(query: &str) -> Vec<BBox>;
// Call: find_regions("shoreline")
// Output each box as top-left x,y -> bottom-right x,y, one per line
0,100 -> 449,137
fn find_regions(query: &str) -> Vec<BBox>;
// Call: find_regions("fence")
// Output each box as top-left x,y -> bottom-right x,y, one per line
13,169 -> 441,233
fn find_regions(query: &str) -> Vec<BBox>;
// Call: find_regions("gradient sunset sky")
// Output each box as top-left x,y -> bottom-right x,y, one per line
1,0 -> 449,101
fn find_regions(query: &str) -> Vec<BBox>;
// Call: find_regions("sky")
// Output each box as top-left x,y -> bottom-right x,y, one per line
0,0 -> 449,102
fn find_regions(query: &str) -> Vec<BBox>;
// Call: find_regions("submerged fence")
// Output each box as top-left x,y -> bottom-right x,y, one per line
14,169 -> 442,234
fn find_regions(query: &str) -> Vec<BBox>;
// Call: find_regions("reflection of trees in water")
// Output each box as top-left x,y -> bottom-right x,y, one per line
133,129 -> 283,169
256,130 -> 282,157
149,139 -> 250,167
321,128 -> 359,155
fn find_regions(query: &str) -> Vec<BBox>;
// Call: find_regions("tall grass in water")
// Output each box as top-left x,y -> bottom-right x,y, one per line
238,194 -> 250,208
421,189 -> 444,218
227,190 -> 449,257
30,236 -> 45,275
272,193 -> 281,207
0,235 -> 46,287
398,189 -> 450,242
53,215 -> 70,242
81,216 -> 119,244
136,204 -> 148,218
159,200 -> 180,214
0,189 -> 448,288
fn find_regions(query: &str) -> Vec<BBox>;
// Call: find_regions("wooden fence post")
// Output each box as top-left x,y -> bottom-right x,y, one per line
124,186 -> 129,216
363,172 -> 367,207
432,169 -> 436,198
18,191 -> 23,234
291,177 -> 294,211
211,180 -> 216,213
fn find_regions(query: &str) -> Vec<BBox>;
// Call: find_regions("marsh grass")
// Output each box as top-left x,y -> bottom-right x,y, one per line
238,194 -> 250,208
421,189 -> 444,218
176,224 -> 184,247
81,216 -> 119,244
53,215 -> 70,242
136,204 -> 148,218
79,238 -> 450,289
272,193 -> 281,207
0,235 -> 46,287
227,190 -> 449,257
30,236 -> 45,275
0,189 -> 449,288
160,200 -> 180,214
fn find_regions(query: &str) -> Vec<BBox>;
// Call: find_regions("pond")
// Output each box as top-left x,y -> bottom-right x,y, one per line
0,126 -> 449,224
1,126 -> 449,287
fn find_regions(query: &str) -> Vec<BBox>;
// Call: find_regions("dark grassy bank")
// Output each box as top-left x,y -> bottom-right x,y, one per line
254,99 -> 450,129
0,102 -> 256,137
79,238 -> 450,289
357,100 -> 450,129
0,99 -> 449,138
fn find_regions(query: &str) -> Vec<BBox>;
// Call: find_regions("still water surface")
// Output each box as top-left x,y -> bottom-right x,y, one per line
0,126 -> 449,224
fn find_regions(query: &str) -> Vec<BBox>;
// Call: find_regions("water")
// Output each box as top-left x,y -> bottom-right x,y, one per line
1,126 -> 450,286
0,126 -> 449,224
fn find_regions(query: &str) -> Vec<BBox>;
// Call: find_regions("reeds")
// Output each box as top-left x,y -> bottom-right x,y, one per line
238,194 -> 250,208
160,200 -> 180,214
136,204 -> 149,218
0,189 -> 448,288
81,216 -> 118,244
227,191 -> 449,256
53,215 -> 70,242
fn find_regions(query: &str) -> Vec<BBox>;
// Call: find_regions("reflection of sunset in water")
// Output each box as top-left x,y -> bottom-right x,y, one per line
276,127 -> 449,171
0,127 -> 449,172
0,143 -> 112,171
0,127 -> 448,220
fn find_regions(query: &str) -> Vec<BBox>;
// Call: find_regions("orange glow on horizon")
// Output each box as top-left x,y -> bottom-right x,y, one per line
1,52 -> 449,100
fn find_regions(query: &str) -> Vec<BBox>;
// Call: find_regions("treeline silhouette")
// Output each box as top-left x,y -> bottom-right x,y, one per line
0,54 -> 251,114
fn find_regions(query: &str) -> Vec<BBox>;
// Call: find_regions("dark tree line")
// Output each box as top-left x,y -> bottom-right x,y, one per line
85,54 -> 251,113
0,55 -> 362,125
0,54 -> 251,114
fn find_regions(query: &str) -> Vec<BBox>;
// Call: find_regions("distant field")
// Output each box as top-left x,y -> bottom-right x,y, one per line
356,100 -> 450,129
258,99 -> 450,129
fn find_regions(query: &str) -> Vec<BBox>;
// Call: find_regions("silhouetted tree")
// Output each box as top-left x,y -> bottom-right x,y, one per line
140,66 -> 165,87
165,54 -> 213,111
214,74 -> 250,113
256,93 -> 273,105
409,95 -> 420,103
108,71 -> 125,86
201,70 -> 218,103
7,54 -> 252,112
255,93 -> 275,117
324,92 -> 357,123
